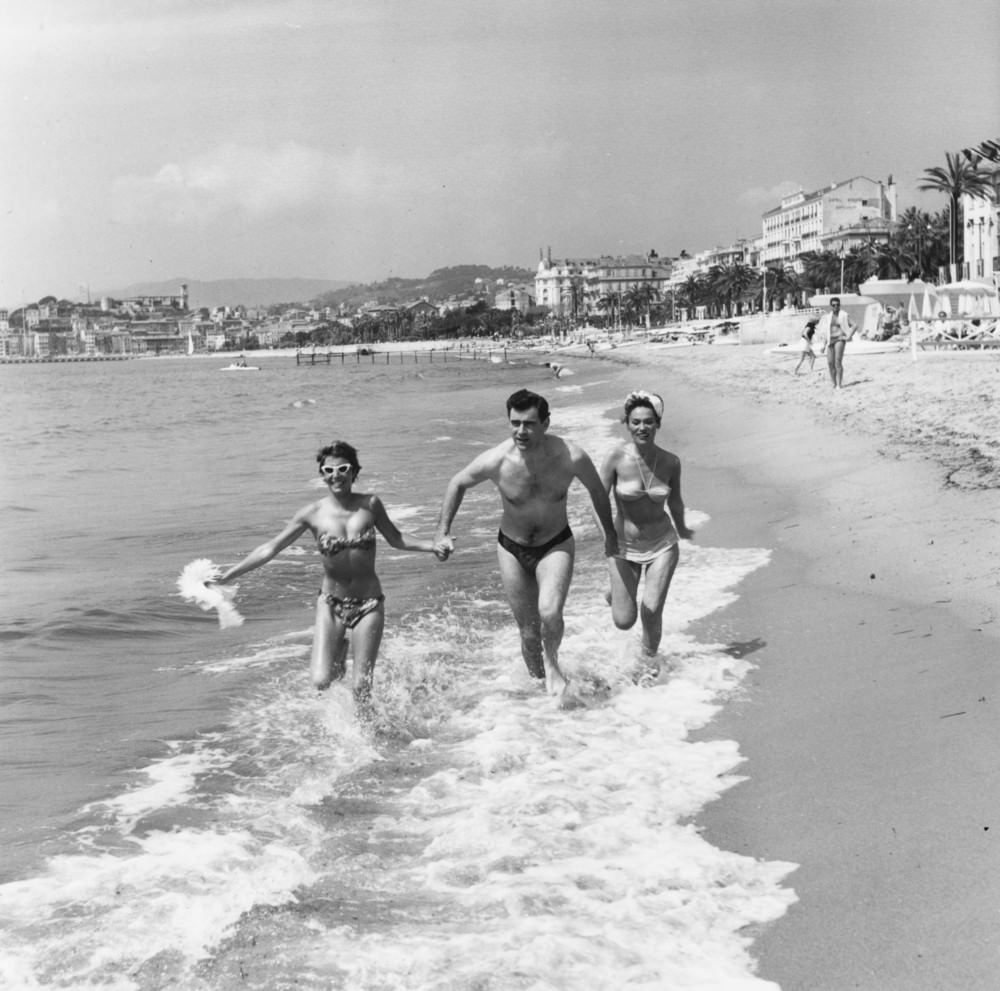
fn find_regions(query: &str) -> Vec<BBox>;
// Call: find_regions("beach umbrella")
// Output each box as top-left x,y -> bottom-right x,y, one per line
907,294 -> 920,360
920,289 -> 935,319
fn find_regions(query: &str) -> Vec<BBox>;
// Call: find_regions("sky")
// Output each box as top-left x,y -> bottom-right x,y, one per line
2,0 -> 998,306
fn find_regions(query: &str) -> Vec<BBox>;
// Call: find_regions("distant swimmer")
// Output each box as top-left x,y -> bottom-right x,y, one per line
434,389 -> 617,698
203,441 -> 448,717
545,361 -> 572,378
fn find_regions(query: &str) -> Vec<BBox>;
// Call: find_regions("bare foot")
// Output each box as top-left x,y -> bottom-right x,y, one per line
557,684 -> 587,710
634,649 -> 662,687
545,665 -> 569,697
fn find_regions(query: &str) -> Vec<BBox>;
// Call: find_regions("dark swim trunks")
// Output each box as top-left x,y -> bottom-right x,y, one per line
497,525 -> 573,573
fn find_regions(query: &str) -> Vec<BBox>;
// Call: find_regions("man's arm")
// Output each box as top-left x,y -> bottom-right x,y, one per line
571,445 -> 619,557
434,447 -> 501,555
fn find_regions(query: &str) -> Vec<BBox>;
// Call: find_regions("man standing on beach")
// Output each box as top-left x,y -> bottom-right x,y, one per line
818,297 -> 857,388
434,389 -> 618,697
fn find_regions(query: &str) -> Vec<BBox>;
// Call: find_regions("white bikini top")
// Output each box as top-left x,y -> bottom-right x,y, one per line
615,452 -> 670,503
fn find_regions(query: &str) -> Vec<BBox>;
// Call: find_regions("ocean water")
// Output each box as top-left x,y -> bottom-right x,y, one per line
0,351 -> 796,990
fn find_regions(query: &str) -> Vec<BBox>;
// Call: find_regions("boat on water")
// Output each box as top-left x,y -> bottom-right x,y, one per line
220,363 -> 261,371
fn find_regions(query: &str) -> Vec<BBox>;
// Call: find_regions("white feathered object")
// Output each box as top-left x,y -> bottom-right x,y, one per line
176,558 -> 245,629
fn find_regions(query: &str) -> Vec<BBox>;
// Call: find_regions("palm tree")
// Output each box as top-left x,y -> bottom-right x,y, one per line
707,263 -> 757,316
624,283 -> 659,328
596,292 -> 619,328
561,276 -> 585,325
918,151 -> 994,270
676,274 -> 707,319
799,251 -> 843,295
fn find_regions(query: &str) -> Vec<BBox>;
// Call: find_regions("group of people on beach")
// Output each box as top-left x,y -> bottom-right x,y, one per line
795,297 -> 858,387
208,388 -> 692,713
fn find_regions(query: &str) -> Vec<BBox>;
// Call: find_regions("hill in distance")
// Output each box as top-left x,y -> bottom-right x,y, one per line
104,266 -> 535,310
104,277 -> 357,310
314,264 -> 536,309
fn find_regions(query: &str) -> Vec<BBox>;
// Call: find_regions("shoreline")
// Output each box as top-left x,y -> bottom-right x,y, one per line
594,342 -> 1000,989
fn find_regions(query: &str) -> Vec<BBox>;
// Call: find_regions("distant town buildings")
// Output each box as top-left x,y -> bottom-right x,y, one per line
534,249 -> 671,319
494,284 -> 535,314
5,151 -> 998,360
0,279 -> 535,359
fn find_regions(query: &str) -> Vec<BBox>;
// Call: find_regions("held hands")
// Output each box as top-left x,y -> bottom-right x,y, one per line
433,533 -> 455,561
603,531 -> 620,558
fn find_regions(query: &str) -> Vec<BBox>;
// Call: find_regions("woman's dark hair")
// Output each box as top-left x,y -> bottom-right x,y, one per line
316,440 -> 360,474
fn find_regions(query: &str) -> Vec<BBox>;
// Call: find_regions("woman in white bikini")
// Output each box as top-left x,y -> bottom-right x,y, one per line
599,390 -> 693,661
212,441 -> 446,711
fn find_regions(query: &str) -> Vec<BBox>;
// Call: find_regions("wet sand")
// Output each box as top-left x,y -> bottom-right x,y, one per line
590,340 -> 1000,990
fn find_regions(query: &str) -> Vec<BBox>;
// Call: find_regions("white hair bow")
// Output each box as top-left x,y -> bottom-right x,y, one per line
626,390 -> 664,419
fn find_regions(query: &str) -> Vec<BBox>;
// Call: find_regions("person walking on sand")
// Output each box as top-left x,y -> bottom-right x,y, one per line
794,319 -> 818,375
599,390 -> 693,669
433,389 -> 618,697
818,297 -> 857,388
209,441 -> 447,715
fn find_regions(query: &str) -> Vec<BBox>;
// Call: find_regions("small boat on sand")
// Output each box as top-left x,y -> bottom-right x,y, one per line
769,339 -> 904,357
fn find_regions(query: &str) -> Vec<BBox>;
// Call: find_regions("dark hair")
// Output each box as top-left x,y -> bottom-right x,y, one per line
830,297 -> 841,305
316,440 -> 360,474
506,389 -> 549,422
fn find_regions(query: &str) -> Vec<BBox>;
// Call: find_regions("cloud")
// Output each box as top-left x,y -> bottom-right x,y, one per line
111,142 -> 399,226
738,180 -> 803,207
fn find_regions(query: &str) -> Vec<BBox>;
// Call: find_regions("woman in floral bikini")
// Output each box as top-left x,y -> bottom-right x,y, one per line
212,441 -> 446,711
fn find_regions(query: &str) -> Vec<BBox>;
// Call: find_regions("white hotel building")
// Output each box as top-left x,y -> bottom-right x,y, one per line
534,250 -> 671,318
761,176 -> 897,269
961,167 -> 1000,288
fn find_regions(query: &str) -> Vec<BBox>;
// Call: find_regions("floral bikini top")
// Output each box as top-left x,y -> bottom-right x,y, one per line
317,527 -> 377,556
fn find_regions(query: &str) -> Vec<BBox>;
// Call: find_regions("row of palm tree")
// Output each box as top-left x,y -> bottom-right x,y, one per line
918,150 -> 996,267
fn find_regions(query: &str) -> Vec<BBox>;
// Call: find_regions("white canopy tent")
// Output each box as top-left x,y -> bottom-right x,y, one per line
934,280 -> 999,317
858,278 -> 937,311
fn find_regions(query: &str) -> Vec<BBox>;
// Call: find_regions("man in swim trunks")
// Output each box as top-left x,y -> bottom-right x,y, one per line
818,297 -> 857,389
434,389 -> 617,696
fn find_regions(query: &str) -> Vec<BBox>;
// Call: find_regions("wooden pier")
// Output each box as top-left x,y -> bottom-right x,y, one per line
0,354 -> 136,364
295,346 -> 509,366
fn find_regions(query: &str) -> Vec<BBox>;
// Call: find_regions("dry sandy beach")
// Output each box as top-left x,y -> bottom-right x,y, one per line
583,339 -> 999,990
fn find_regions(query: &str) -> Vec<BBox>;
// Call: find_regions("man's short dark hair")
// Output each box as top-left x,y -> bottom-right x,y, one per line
830,297 -> 841,305
506,389 -> 549,422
